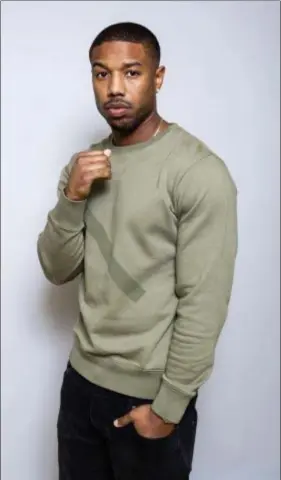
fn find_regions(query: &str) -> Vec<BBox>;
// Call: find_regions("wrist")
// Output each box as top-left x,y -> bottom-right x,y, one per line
149,407 -> 174,426
64,187 -> 84,202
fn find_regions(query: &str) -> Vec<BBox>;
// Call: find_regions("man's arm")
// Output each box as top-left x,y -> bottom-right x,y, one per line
37,148 -> 112,285
151,154 -> 238,424
37,157 -> 86,285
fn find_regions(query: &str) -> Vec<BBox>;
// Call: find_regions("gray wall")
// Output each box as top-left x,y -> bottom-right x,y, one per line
2,1 -> 280,479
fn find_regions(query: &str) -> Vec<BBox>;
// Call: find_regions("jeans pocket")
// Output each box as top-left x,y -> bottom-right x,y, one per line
125,422 -> 189,479
132,423 -> 179,444
126,396 -> 179,444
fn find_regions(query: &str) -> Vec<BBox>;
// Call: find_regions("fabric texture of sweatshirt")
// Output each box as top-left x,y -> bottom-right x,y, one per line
37,123 -> 238,424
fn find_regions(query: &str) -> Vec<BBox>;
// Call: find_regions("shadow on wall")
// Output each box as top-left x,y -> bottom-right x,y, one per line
41,279 -> 80,335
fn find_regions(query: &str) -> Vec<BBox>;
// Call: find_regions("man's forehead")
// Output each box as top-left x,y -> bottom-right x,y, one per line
91,41 -> 148,64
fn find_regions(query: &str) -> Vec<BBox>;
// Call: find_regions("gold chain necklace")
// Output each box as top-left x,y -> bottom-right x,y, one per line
153,118 -> 163,137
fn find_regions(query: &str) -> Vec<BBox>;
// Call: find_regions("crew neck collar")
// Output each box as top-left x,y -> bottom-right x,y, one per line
106,122 -> 178,154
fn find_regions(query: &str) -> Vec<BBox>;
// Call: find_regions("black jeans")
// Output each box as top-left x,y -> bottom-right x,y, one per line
57,363 -> 198,480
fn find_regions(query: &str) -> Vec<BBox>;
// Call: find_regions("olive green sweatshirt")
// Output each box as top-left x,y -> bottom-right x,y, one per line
37,123 -> 238,424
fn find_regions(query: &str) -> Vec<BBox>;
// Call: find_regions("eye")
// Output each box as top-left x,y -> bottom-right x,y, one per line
94,71 -> 108,79
126,70 -> 141,78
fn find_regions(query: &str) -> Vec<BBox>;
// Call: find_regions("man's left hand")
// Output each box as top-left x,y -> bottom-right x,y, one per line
114,404 -> 175,439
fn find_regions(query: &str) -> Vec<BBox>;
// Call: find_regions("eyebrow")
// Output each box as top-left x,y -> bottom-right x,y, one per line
92,61 -> 143,70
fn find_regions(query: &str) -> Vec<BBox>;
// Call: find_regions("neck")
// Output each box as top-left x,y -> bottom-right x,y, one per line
111,111 -> 166,147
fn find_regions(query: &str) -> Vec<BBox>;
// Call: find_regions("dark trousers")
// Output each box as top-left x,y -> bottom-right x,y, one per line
57,362 -> 198,480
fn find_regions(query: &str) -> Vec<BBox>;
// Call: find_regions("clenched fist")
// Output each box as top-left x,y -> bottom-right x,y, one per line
65,149 -> 112,201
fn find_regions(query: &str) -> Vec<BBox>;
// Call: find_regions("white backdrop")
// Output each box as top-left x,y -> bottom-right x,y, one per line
1,2 -> 280,479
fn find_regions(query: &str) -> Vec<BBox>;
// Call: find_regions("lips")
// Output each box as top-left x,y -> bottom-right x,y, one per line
107,107 -> 128,116
105,103 -> 131,117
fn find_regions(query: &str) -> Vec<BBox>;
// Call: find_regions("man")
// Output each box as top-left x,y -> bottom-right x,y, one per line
37,22 -> 238,480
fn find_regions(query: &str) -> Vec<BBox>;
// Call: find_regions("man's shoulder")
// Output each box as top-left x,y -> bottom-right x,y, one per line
169,125 -> 236,190
170,125 -> 220,168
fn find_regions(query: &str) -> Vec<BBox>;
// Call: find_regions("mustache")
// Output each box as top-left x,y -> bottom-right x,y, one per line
104,99 -> 132,109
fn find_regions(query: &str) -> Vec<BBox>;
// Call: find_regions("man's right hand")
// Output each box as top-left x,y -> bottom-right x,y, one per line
65,149 -> 112,201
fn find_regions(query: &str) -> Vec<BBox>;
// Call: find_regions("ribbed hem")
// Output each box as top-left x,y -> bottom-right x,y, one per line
151,380 -> 192,424
50,191 -> 86,230
69,345 -> 163,400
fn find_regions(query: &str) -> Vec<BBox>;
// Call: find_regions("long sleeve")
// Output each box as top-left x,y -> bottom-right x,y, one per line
152,155 -> 238,424
37,156 -> 86,285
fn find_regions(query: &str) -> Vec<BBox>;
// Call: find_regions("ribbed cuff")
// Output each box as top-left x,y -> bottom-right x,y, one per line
50,191 -> 87,231
151,380 -> 192,424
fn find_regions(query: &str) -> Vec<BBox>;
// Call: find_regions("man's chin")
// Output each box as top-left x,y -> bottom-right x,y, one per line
107,117 -> 136,133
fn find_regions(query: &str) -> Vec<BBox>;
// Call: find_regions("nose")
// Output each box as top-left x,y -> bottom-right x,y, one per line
108,72 -> 125,97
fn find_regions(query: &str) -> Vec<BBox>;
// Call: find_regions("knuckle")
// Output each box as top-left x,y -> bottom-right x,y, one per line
76,156 -> 84,166
92,150 -> 104,156
76,151 -> 86,159
93,156 -> 105,164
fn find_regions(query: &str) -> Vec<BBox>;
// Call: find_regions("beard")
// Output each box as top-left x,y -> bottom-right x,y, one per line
97,101 -> 153,135
108,115 -> 142,134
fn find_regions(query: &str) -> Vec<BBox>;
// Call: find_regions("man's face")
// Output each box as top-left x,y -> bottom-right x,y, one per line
90,41 -> 165,132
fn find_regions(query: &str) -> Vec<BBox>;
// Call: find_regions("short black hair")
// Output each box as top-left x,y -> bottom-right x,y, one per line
89,22 -> 161,66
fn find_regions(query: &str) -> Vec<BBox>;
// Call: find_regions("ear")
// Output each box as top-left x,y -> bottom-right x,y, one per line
155,65 -> 166,94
